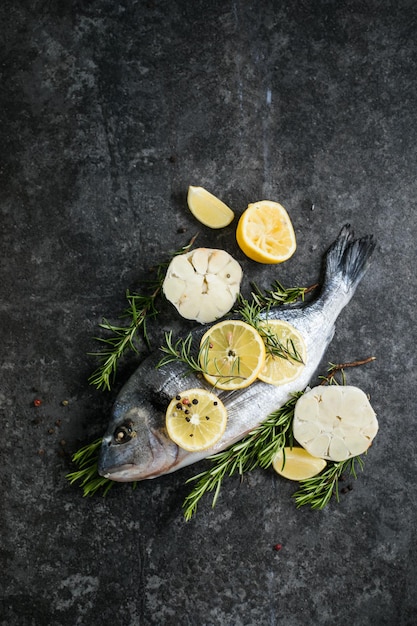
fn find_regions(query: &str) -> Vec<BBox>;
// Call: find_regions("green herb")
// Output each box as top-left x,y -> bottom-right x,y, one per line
157,331 -> 204,374
88,235 -> 197,391
182,394 -> 301,521
319,357 -> 376,386
66,439 -> 115,497
238,296 -> 304,364
292,456 -> 365,509
250,280 -> 317,308
157,332 -> 247,386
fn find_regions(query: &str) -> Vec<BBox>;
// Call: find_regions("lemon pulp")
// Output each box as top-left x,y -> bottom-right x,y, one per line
166,388 -> 227,452
200,320 -> 266,390
187,186 -> 235,229
236,200 -> 296,263
272,447 -> 327,481
258,319 -> 306,386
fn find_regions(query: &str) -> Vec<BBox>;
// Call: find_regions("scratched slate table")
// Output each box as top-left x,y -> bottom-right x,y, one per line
1,1 -> 416,624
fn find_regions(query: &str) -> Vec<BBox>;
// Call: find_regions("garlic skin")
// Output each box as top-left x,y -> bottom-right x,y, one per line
163,248 -> 243,324
293,385 -> 378,462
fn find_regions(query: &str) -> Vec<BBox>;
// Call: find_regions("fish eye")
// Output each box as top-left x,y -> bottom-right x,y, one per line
113,421 -> 136,445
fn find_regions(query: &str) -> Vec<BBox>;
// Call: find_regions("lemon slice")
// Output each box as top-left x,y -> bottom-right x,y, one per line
165,388 -> 227,452
200,320 -> 266,390
236,200 -> 296,263
258,320 -> 306,385
187,186 -> 235,229
272,447 -> 327,481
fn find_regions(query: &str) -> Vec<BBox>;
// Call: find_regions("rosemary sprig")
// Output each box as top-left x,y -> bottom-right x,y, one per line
292,456 -> 365,509
319,357 -> 376,386
238,297 -> 303,364
250,280 -> 317,308
88,235 -> 197,391
182,394 -> 301,521
66,438 -> 114,497
157,331 -> 204,374
157,332 -> 247,386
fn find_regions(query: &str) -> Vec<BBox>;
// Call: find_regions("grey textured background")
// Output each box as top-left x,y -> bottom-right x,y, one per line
1,1 -> 416,625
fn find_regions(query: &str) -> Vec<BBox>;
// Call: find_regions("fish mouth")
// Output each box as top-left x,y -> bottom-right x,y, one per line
99,462 -> 166,482
99,463 -> 137,482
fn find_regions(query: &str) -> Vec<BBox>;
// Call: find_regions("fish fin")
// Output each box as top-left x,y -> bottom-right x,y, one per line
324,224 -> 376,294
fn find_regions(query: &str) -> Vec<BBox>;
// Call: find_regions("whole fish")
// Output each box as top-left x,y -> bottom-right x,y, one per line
98,224 -> 375,482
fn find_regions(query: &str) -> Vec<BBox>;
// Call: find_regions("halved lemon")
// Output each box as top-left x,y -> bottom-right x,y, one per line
166,388 -> 227,452
258,319 -> 307,386
199,320 -> 266,390
272,447 -> 327,481
236,200 -> 296,263
187,186 -> 235,229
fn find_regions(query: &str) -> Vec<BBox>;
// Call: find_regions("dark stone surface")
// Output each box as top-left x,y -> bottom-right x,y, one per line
1,1 -> 416,624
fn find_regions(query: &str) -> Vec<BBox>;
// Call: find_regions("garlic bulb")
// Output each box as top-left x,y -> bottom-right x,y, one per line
163,248 -> 243,324
293,385 -> 378,462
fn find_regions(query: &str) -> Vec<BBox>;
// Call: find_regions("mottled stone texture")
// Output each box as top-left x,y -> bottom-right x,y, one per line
1,1 -> 416,624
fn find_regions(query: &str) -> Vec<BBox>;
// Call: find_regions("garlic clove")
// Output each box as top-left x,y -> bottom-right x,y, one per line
328,436 -> 350,462
191,248 -> 209,275
162,276 -> 185,303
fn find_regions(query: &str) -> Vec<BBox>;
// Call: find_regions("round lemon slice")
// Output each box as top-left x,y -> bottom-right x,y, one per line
166,388 -> 227,452
187,186 -> 235,229
272,447 -> 327,481
258,319 -> 306,386
236,200 -> 296,263
199,320 -> 266,390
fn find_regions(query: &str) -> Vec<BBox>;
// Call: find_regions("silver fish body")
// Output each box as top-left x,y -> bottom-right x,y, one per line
98,225 -> 375,482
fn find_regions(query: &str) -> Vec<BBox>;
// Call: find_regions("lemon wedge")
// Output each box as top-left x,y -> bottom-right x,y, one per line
199,320 -> 266,390
258,319 -> 307,386
166,388 -> 227,452
272,447 -> 327,481
187,186 -> 235,229
236,200 -> 296,263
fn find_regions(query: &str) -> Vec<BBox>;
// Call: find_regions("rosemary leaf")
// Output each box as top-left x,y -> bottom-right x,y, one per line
250,280 -> 316,308
292,456 -> 365,510
238,297 -> 304,364
66,438 -> 115,497
182,394 -> 300,520
88,236 -> 197,391
156,331 -> 204,374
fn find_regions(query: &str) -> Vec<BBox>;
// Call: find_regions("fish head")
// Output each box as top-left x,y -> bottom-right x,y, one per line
98,393 -> 180,482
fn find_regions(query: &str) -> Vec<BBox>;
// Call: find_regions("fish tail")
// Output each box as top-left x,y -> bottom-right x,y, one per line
322,223 -> 376,299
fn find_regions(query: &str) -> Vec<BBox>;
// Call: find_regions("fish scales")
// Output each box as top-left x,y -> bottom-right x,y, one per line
98,225 -> 376,482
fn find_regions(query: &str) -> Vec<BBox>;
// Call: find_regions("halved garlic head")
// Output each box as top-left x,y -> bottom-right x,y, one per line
293,385 -> 378,462
163,248 -> 243,324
